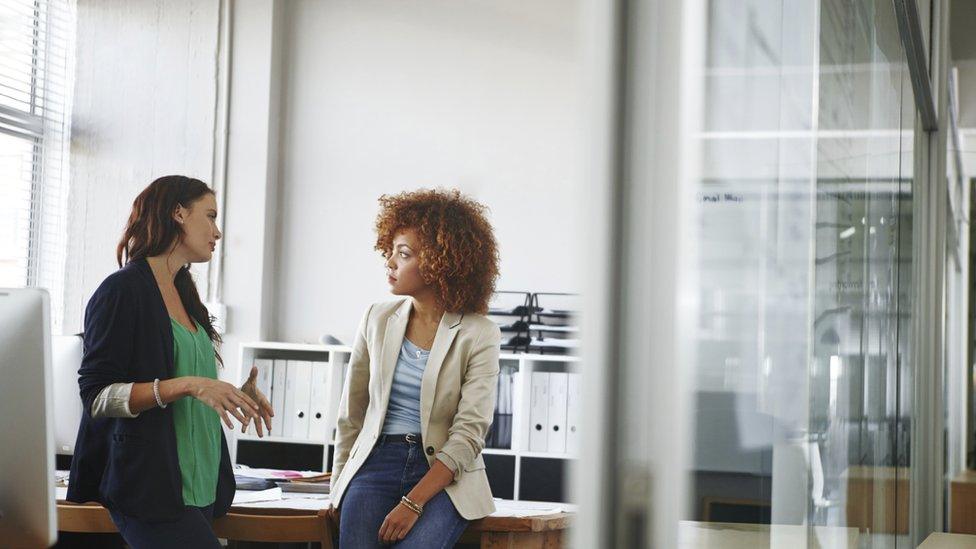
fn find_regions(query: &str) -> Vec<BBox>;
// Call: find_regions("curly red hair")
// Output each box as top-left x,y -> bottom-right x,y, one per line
375,188 -> 500,314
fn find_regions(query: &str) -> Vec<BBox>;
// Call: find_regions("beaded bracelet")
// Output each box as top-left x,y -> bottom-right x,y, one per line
153,378 -> 167,408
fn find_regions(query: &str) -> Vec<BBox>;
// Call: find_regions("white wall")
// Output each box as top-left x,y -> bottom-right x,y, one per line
272,0 -> 585,344
64,0 -> 219,334
65,0 -> 586,377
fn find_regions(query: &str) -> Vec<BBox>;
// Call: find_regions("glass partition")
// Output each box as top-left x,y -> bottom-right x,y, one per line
689,0 -> 916,546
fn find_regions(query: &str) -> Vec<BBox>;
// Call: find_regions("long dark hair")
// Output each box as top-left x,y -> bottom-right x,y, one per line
116,175 -> 223,365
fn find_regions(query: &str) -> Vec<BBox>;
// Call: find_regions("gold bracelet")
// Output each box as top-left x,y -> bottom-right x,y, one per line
400,495 -> 424,516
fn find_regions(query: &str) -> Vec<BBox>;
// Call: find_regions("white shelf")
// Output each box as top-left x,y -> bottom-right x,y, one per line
240,341 -> 347,353
504,352 -> 580,363
482,449 -> 576,460
521,451 -> 578,460
528,324 -> 579,333
482,448 -> 517,456
240,342 -> 580,363
236,433 -> 329,446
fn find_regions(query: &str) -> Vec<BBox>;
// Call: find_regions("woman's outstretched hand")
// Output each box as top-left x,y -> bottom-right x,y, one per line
240,365 -> 275,436
188,376 -> 263,433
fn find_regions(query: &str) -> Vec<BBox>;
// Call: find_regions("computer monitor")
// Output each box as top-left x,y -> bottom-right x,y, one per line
52,334 -> 84,456
0,288 -> 56,546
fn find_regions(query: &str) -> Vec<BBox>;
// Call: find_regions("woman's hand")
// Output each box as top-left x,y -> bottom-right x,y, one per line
240,365 -> 275,436
325,504 -> 340,524
187,376 -> 263,432
378,502 -> 420,544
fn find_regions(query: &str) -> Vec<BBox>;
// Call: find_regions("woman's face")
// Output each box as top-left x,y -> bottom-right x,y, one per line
174,193 -> 221,263
386,228 -> 428,297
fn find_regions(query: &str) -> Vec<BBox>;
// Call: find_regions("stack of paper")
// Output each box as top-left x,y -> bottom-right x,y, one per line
490,499 -> 577,517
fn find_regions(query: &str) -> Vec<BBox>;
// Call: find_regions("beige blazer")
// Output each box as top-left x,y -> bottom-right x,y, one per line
330,298 -> 501,520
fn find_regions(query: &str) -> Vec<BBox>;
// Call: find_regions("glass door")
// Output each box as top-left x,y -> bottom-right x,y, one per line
577,0 -> 929,547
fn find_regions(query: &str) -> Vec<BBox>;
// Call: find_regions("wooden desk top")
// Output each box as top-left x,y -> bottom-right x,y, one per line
679,521 -> 860,549
57,495 -> 571,534
222,505 -> 570,532
840,465 -> 910,481
919,532 -> 976,548
952,470 -> 976,485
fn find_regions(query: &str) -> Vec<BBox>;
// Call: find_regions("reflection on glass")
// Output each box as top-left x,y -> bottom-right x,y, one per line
689,0 -> 914,547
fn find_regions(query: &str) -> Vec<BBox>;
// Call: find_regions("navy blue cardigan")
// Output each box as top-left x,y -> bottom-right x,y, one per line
66,259 -> 235,521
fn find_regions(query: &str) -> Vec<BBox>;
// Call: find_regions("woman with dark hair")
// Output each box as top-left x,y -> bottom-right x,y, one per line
67,175 -> 274,547
329,188 -> 501,548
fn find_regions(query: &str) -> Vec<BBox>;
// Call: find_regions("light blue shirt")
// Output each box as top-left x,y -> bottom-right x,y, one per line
381,338 -> 429,435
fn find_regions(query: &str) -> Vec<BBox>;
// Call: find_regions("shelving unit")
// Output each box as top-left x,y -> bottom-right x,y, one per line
232,342 -> 578,503
231,342 -> 351,473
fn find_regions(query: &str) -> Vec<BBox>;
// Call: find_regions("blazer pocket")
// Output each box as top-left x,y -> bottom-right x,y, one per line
112,432 -> 144,444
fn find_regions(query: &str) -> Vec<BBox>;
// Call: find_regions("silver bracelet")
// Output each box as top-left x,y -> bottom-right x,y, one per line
153,378 -> 167,408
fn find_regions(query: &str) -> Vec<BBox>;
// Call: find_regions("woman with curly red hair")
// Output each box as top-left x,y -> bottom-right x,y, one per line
329,188 -> 501,548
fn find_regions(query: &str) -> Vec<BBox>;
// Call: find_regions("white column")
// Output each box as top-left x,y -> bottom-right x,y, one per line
218,0 -> 285,383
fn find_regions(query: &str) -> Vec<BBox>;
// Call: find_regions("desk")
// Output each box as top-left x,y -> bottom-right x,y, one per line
951,470 -> 976,534
919,532 -> 976,548
56,488 -> 572,548
841,465 -> 909,535
678,521 -> 861,549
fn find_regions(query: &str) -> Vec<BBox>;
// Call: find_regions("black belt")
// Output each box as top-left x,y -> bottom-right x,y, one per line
378,433 -> 422,445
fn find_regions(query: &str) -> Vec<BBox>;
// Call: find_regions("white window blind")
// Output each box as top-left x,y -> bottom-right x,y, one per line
0,0 -> 74,333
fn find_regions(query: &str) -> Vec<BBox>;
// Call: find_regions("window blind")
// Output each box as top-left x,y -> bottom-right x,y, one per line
0,0 -> 75,333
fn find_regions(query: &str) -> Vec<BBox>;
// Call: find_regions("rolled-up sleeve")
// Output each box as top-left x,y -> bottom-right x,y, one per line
435,451 -> 459,473
78,281 -> 137,417
332,304 -> 373,480
90,382 -> 139,418
436,323 -> 501,476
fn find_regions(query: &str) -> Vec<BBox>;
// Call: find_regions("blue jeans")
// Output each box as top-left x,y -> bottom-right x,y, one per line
339,439 -> 469,548
108,504 -> 219,549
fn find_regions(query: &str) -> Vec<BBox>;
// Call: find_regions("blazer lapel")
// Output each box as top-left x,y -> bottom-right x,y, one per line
420,311 -> 462,434
379,299 -> 412,397
133,258 -> 175,377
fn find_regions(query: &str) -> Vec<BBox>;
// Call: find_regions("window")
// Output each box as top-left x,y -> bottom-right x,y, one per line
0,0 -> 75,333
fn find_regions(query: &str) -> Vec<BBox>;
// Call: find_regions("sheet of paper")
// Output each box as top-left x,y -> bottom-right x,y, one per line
489,499 -> 577,517
232,487 -> 282,504
235,494 -> 332,511
233,464 -> 324,480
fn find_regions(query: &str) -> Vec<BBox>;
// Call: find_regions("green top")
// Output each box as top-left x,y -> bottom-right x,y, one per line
170,317 -> 222,507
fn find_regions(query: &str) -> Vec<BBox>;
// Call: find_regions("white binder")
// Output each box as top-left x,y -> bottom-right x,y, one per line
566,373 -> 580,455
285,361 -> 313,439
245,359 -> 273,436
511,370 -> 523,450
255,358 -> 273,402
308,361 -> 330,441
271,359 -> 287,435
528,372 -> 549,452
547,372 -> 568,454
324,354 -> 349,443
